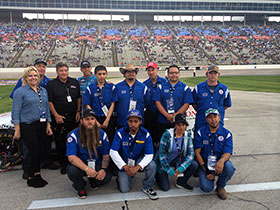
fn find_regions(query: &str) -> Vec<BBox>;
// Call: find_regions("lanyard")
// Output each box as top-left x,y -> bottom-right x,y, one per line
169,85 -> 176,98
127,83 -> 135,100
39,77 -> 48,88
97,85 -> 104,106
174,136 -> 184,154
37,88 -> 43,108
128,133 -> 138,155
64,86 -> 70,96
209,133 -> 217,155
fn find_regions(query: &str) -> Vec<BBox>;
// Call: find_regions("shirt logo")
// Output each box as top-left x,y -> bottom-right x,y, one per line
81,79 -> 85,83
121,90 -> 126,94
94,93 -> 98,97
123,141 -> 128,146
203,140 -> 208,145
70,85 -> 77,89
67,137 -> 73,143
164,89 -> 169,93
203,93 -> 208,97
219,89 -> 224,95
218,136 -> 224,141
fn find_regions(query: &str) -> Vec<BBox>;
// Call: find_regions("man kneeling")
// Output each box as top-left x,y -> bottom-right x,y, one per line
110,110 -> 158,200
66,109 -> 112,199
194,108 -> 235,200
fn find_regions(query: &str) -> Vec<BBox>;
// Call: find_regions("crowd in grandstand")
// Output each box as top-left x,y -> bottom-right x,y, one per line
0,19 -> 279,68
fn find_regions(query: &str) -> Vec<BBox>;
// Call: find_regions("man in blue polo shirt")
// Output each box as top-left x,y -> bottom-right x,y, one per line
66,109 -> 111,199
143,62 -> 166,144
83,65 -> 116,143
110,110 -> 158,200
153,64 -> 193,145
77,60 -> 97,96
194,108 -> 235,200
114,64 -> 148,128
192,65 -> 231,130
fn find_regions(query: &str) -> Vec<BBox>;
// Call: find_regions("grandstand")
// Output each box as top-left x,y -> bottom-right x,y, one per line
0,0 -> 280,69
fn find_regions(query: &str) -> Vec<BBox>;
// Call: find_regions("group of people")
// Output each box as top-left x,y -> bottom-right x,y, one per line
11,58 -> 235,201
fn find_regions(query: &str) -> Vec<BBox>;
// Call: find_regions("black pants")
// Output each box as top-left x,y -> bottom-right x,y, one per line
155,123 -> 173,145
67,163 -> 112,191
96,116 -> 116,144
144,110 -> 158,143
52,114 -> 78,168
20,121 -> 48,177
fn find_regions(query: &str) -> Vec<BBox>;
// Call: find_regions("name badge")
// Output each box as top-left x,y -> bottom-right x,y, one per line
101,105 -> 109,117
207,155 -> 217,171
166,98 -> 175,114
127,158 -> 135,167
67,96 -> 72,102
129,100 -> 137,111
40,108 -> 46,122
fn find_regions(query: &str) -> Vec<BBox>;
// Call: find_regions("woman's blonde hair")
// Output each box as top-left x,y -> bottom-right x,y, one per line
22,66 -> 40,86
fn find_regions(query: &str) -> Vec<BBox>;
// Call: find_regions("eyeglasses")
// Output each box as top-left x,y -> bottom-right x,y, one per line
168,72 -> 179,75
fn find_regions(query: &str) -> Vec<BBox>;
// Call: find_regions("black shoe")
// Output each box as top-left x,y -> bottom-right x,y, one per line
35,174 -> 48,186
27,177 -> 46,188
22,171 -> 28,180
77,189 -> 87,199
175,182 -> 194,191
42,162 -> 60,170
60,167 -> 66,175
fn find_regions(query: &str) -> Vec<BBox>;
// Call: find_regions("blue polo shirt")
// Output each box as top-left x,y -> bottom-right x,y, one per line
192,81 -> 231,129
110,126 -> 153,168
10,76 -> 51,99
143,76 -> 166,112
114,80 -> 148,127
66,128 -> 109,164
83,81 -> 116,117
77,73 -> 97,96
194,125 -> 233,162
153,80 -> 194,124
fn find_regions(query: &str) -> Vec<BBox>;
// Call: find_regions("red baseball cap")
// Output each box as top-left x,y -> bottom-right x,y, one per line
146,62 -> 158,70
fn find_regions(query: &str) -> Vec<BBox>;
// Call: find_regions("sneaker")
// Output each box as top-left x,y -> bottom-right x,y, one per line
35,174 -> 48,186
27,177 -> 45,188
60,167 -> 66,175
175,182 -> 194,191
142,189 -> 159,200
77,189 -> 87,199
216,188 -> 228,200
22,170 -> 28,180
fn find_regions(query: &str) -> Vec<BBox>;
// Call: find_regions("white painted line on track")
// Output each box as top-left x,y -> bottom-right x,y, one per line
27,181 -> 280,209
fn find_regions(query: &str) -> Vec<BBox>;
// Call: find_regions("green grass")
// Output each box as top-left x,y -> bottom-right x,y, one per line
181,75 -> 280,93
0,85 -> 14,114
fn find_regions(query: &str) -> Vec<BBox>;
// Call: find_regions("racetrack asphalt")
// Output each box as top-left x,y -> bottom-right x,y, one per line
0,68 -> 280,210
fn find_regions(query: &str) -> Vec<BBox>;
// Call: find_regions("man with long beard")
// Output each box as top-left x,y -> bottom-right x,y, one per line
66,109 -> 112,199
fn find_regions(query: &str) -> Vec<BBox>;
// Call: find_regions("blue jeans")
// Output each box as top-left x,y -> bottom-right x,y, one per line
156,161 -> 198,191
117,160 -> 157,193
196,160 -> 235,192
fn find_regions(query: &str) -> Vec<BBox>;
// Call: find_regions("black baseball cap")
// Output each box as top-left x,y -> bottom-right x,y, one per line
174,113 -> 189,126
80,60 -> 91,68
81,109 -> 96,118
33,58 -> 47,66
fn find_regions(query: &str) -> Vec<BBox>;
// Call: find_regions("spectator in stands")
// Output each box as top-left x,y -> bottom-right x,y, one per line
66,109 -> 112,199
78,60 -> 97,96
110,110 -> 158,200
192,65 -> 231,130
47,63 -> 82,174
143,62 -> 166,146
12,66 -> 52,188
155,113 -> 197,191
10,58 -> 58,180
153,64 -> 193,145
113,64 -> 148,129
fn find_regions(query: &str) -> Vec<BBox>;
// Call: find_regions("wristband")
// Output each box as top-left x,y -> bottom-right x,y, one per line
85,167 -> 89,172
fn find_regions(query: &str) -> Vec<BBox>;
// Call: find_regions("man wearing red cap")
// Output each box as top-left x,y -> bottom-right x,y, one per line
143,62 -> 166,147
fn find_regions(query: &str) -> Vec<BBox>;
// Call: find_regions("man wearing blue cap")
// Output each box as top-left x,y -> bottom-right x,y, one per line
78,60 -> 97,96
110,110 -> 158,200
194,108 -> 235,200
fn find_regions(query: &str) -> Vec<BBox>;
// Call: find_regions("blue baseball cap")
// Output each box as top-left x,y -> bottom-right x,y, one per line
127,109 -> 142,120
205,108 -> 220,118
